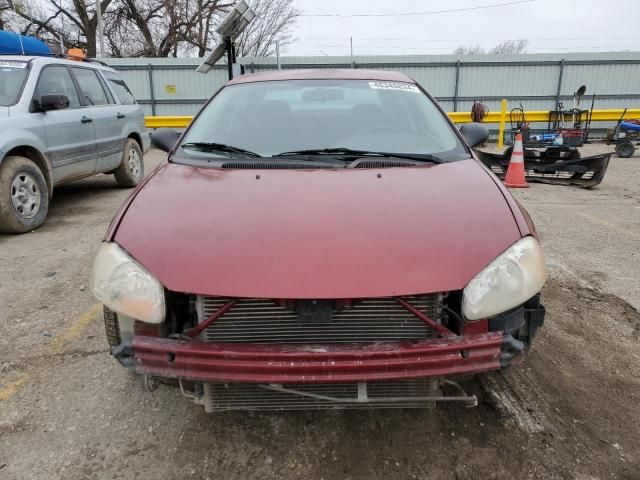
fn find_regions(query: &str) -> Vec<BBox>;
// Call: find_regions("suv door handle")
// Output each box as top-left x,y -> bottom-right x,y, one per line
116,113 -> 126,119
81,116 -> 93,124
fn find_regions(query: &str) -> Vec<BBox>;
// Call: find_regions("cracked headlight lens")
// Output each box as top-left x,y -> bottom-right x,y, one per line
90,242 -> 165,324
462,236 -> 546,320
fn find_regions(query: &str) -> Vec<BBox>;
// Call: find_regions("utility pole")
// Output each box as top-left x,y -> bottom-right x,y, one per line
350,37 -> 354,68
96,0 -> 105,57
59,16 -> 65,53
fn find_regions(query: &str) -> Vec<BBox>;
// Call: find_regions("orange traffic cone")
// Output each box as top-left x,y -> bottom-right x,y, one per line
504,133 -> 529,188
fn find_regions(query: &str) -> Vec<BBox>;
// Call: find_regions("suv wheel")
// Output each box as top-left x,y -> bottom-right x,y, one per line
114,139 -> 144,187
0,156 -> 49,234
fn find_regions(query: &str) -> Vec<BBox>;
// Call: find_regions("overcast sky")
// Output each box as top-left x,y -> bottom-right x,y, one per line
287,0 -> 640,56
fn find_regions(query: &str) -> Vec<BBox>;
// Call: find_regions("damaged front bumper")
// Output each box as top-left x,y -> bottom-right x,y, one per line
110,296 -> 545,409
131,332 -> 504,384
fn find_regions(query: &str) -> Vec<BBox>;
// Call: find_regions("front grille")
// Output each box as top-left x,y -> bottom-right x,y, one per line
202,380 -> 440,411
196,295 -> 445,344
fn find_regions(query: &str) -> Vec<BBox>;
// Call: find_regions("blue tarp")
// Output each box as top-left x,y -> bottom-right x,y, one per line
0,30 -> 52,55
620,121 -> 640,132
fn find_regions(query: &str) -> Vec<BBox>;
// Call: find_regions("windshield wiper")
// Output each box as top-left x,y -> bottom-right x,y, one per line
182,142 -> 261,158
274,148 -> 445,163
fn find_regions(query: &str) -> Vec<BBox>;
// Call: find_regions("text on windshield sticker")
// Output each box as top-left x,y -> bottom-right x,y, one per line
0,60 -> 28,69
368,81 -> 420,93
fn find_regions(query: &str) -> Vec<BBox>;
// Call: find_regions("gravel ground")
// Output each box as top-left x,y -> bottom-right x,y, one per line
0,147 -> 639,480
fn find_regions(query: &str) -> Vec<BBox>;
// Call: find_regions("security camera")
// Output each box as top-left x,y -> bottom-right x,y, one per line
197,0 -> 256,74
216,0 -> 255,38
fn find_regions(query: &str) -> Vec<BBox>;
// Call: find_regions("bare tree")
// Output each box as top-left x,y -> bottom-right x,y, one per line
170,0 -> 235,57
104,0 -> 162,56
2,0 -> 299,58
105,0 -> 298,58
489,39 -> 528,54
234,0 -> 299,57
453,44 -> 485,55
6,0 -> 113,57
0,1 -> 10,30
454,39 -> 528,55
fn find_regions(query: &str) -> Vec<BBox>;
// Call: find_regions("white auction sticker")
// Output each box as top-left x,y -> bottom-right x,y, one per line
0,60 -> 28,69
368,81 -> 420,93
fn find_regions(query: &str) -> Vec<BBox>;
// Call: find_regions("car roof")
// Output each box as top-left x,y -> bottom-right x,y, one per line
226,68 -> 415,85
0,54 -> 115,72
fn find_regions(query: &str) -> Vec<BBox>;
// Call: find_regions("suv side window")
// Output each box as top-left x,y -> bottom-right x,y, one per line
71,67 -> 110,106
34,66 -> 81,108
105,72 -> 136,105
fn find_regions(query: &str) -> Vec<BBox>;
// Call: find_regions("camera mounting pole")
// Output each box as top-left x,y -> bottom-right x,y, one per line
197,0 -> 255,79
224,36 -> 236,80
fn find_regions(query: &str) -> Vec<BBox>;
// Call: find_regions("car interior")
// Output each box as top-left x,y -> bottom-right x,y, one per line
33,68 -> 81,108
0,65 -> 29,105
221,87 -> 455,155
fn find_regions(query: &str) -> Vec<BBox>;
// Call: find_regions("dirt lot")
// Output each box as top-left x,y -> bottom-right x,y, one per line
1,148 -> 639,480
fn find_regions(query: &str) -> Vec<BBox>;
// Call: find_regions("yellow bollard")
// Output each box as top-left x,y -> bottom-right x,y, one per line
498,98 -> 507,149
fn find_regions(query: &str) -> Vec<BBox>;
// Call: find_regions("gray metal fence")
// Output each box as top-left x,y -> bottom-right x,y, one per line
104,52 -> 640,120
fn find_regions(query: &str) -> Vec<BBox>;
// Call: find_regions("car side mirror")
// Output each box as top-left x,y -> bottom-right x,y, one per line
459,122 -> 489,148
151,128 -> 180,153
40,94 -> 70,112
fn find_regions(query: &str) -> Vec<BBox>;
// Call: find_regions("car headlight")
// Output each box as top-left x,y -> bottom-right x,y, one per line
90,242 -> 165,324
462,236 -> 546,320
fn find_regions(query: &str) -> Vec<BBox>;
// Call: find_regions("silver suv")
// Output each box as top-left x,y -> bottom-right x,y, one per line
0,55 -> 150,233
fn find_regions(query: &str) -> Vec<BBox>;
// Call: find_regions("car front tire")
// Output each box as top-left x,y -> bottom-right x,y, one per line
0,155 -> 49,234
114,139 -> 144,188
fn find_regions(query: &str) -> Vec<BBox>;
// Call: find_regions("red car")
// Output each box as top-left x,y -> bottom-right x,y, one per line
91,69 -> 546,411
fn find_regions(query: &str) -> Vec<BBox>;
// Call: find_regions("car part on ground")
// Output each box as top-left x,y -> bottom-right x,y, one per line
475,146 -> 611,187
0,155 -> 49,233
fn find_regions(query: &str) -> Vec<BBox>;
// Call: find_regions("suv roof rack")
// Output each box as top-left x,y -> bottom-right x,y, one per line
0,51 -> 109,67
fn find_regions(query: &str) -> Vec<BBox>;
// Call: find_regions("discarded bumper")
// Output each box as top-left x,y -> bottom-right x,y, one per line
132,332 -> 503,384
476,148 -> 611,187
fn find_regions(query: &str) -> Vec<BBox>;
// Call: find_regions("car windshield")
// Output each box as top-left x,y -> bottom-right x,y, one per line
178,79 -> 469,162
0,60 -> 30,106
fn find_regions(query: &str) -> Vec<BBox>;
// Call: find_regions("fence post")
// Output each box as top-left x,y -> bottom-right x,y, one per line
147,63 -> 157,116
555,59 -> 565,108
453,60 -> 461,112
350,37 -> 354,69
498,98 -> 507,149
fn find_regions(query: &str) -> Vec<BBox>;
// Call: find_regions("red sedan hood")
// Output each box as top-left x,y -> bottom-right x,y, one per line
112,160 -> 521,298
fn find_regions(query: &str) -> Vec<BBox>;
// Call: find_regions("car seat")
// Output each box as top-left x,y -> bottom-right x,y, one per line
245,100 -> 296,153
350,104 -> 388,131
